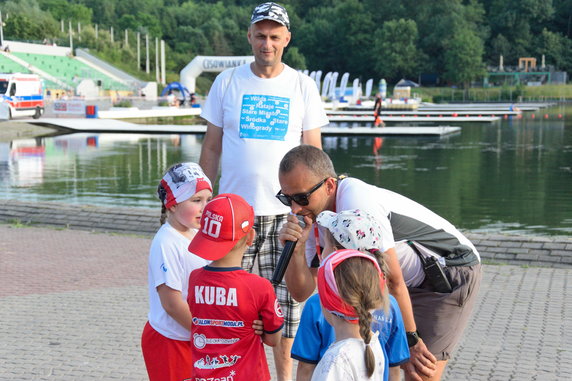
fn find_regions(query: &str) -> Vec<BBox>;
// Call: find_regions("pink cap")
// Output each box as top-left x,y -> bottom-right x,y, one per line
188,194 -> 255,261
317,249 -> 385,324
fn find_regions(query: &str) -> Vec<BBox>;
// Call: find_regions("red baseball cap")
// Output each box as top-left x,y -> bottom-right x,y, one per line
188,193 -> 255,261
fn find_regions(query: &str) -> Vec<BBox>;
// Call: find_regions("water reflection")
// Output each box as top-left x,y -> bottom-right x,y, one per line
0,105 -> 570,236
0,133 -> 203,208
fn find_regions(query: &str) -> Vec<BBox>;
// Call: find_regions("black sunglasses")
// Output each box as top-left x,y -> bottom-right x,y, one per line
276,178 -> 328,206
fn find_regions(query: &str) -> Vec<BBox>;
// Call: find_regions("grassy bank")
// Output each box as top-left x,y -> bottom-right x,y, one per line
411,84 -> 572,103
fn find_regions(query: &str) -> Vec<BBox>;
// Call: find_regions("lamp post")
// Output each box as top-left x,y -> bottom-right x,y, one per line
69,20 -> 73,51
155,37 -> 159,82
137,32 -> 140,70
145,34 -> 150,74
160,40 -> 166,85
0,12 -> 4,47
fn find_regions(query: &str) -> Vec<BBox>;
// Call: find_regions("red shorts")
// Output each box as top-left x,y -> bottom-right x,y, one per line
141,321 -> 193,381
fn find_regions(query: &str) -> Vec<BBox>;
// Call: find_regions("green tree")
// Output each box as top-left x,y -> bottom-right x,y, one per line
4,14 -> 42,40
77,0 -> 116,28
489,33 -> 512,65
374,19 -> 421,83
443,28 -> 486,88
2,0 -> 59,40
332,0 -> 375,78
2,0 -> 569,88
488,0 -> 555,63
297,1 -> 374,77
553,0 -> 572,38
38,0 -> 93,25
410,0 -> 470,74
535,28 -> 572,72
283,46 -> 306,69
296,7 -> 338,72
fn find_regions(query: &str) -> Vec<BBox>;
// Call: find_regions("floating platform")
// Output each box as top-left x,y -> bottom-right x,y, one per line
419,102 -> 556,111
97,106 -> 201,119
23,118 -> 206,134
328,115 -> 500,123
340,102 -> 555,112
321,126 -> 460,136
327,110 -> 520,116
22,118 -> 460,137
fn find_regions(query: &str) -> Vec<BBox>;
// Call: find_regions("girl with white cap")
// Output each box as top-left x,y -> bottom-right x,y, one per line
141,162 -> 212,381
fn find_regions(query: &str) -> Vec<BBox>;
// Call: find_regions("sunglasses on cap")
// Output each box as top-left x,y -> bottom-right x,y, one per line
276,178 -> 328,207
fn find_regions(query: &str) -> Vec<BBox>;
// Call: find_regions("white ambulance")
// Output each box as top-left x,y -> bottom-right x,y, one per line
0,73 -> 45,119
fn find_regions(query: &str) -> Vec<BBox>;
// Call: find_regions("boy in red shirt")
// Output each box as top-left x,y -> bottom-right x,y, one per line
188,193 -> 284,381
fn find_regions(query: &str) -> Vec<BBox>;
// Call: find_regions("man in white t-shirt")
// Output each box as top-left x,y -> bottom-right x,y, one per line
199,3 -> 328,380
277,145 -> 482,381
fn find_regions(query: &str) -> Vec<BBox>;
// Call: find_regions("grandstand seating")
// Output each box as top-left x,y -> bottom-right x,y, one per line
0,53 -> 61,90
0,54 -> 31,74
12,52 -> 130,91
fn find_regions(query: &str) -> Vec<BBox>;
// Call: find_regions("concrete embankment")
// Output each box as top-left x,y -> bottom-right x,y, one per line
1,199 -> 570,268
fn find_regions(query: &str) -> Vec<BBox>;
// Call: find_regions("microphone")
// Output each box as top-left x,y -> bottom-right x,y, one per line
271,215 -> 305,286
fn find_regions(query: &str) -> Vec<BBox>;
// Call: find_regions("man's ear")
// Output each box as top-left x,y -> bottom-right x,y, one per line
246,229 -> 256,246
325,177 -> 337,196
284,31 -> 291,47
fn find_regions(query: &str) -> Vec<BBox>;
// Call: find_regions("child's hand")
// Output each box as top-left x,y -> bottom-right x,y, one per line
252,319 -> 264,335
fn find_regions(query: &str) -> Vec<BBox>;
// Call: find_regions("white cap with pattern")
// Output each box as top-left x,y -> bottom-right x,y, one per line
317,209 -> 389,253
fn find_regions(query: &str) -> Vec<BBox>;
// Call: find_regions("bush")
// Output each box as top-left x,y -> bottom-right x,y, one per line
113,99 -> 133,107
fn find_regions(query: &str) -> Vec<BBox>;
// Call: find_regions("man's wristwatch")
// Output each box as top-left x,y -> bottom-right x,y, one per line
406,331 -> 420,347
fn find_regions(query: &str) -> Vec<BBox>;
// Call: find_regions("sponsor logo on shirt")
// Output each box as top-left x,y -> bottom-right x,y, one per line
193,333 -> 240,349
192,317 -> 245,328
194,355 -> 241,370
160,263 -> 167,272
189,369 -> 236,381
274,299 -> 284,318
373,312 -> 393,325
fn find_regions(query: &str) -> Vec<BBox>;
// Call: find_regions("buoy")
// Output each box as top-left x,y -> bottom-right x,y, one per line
453,113 -> 458,117
558,114 -> 562,118
504,115 -> 508,119
531,114 -> 535,119
439,115 -> 443,117
544,114 -> 549,119
478,115 -> 482,117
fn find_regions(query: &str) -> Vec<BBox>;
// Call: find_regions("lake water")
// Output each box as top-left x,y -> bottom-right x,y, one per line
1,104 -> 570,236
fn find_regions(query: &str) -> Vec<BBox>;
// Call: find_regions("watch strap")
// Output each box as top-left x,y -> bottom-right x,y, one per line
406,331 -> 420,347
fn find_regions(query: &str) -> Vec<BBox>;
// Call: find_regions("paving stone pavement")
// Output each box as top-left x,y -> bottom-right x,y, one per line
2,200 -> 571,269
1,212 -> 571,380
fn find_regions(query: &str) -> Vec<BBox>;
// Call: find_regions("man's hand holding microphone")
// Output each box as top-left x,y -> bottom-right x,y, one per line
272,213 -> 314,288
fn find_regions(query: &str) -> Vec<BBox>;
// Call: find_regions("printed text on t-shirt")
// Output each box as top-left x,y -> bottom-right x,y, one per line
239,94 -> 290,140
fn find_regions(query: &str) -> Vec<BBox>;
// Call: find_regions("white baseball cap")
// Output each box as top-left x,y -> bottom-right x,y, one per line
317,209 -> 388,252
